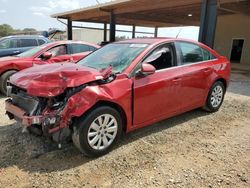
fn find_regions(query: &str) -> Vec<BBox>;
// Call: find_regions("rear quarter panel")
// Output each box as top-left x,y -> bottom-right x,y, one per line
209,56 -> 231,89
202,56 -> 231,105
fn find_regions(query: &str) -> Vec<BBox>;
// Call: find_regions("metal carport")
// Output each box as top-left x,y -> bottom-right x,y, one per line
51,0 -> 250,48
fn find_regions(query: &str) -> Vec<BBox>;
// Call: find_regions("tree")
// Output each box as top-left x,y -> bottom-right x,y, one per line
0,24 -> 14,37
23,28 -> 37,32
0,24 -> 38,37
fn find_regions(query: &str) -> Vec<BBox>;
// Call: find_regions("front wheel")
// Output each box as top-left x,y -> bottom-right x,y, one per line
0,70 -> 17,95
72,106 -> 122,157
203,81 -> 225,112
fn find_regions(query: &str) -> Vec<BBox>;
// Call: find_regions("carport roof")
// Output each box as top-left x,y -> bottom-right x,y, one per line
51,0 -> 246,27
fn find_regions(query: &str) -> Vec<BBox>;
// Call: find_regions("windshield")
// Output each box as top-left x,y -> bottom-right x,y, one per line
17,44 -> 47,57
77,43 -> 148,73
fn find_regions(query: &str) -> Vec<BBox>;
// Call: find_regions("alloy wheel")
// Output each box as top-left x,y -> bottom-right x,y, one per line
87,114 -> 118,150
210,85 -> 223,108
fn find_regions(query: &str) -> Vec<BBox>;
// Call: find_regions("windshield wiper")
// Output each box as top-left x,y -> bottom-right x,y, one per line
100,65 -> 113,79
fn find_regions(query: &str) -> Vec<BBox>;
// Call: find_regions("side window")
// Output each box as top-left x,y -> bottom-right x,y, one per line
47,45 -> 67,57
89,46 -> 97,51
0,39 -> 10,49
143,44 -> 174,71
38,39 -> 46,45
0,39 -> 17,49
177,42 -> 203,64
71,44 -> 91,54
19,39 -> 38,47
201,48 -> 216,61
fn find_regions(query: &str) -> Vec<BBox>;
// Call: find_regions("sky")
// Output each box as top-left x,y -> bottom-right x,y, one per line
0,0 -> 199,40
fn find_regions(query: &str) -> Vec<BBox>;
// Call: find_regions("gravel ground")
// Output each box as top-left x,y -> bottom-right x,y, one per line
0,73 -> 250,188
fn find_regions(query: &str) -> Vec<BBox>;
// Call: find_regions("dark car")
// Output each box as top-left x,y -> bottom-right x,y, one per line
5,38 -> 231,157
0,35 -> 51,57
0,41 -> 100,95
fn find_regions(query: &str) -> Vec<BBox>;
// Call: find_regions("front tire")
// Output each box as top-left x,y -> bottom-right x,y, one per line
72,106 -> 122,157
203,81 -> 225,112
0,70 -> 17,95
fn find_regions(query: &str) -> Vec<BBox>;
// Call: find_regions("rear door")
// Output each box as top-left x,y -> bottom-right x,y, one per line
175,41 -> 215,111
133,43 -> 182,127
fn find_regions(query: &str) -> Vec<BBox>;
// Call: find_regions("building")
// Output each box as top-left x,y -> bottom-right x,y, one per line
214,13 -> 250,65
52,0 -> 250,65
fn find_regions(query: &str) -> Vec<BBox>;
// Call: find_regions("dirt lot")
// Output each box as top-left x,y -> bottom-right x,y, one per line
0,73 -> 250,188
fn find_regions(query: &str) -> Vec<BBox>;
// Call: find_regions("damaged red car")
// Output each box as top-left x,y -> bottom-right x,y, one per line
5,38 -> 231,157
0,41 -> 99,95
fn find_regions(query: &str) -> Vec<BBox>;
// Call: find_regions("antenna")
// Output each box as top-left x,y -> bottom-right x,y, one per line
176,28 -> 183,39
95,0 -> 101,4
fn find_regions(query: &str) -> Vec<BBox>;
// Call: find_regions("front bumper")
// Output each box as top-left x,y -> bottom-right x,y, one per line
5,99 -> 43,126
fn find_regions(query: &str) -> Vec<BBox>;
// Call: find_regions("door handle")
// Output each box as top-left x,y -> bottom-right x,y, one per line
13,50 -> 20,54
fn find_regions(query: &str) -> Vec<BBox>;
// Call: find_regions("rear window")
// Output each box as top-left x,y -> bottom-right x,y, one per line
38,39 -> 46,45
201,48 -> 216,61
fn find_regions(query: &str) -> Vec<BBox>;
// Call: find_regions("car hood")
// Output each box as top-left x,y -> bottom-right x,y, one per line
10,63 -> 105,97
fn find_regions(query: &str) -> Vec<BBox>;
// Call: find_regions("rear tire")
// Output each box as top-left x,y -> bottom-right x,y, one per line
72,106 -> 122,157
0,70 -> 17,95
203,81 -> 225,112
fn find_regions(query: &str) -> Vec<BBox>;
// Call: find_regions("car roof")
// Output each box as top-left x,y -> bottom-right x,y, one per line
46,40 -> 100,48
115,37 -> 205,46
0,35 -> 47,39
115,37 -> 175,44
114,37 -> 215,52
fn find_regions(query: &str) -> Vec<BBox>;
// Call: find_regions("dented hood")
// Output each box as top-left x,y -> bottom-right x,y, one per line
10,63 -> 104,97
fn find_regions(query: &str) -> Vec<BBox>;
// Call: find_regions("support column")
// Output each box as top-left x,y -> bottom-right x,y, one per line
132,25 -> 136,38
198,0 -> 218,48
154,27 -> 158,37
103,23 -> 107,42
67,18 -> 72,40
109,12 -> 116,42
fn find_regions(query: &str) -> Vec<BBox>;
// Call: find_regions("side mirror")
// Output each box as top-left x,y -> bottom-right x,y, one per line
137,63 -> 156,77
42,52 -> 52,60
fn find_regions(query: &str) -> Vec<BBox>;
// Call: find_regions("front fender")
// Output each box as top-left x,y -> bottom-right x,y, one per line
62,86 -> 102,118
60,77 -> 133,131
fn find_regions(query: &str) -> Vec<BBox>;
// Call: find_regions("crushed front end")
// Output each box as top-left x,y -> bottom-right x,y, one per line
5,84 -> 86,143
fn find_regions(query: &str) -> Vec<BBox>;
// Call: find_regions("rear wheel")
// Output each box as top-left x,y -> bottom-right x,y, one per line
72,106 -> 122,157
203,81 -> 225,112
0,70 -> 17,95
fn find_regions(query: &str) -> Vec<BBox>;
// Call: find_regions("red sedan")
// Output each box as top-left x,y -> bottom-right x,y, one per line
0,41 -> 100,95
5,38 -> 231,157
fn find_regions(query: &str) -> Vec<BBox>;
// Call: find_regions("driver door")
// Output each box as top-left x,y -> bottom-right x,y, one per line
133,43 -> 182,128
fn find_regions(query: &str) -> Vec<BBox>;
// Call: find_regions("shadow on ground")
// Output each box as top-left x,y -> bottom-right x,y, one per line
0,108 -> 210,174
